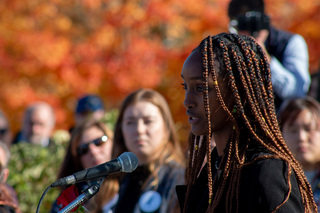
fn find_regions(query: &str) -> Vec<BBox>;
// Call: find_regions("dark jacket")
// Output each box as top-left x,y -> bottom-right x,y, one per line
113,161 -> 185,213
176,147 -> 304,213
266,26 -> 294,109
266,26 -> 293,63
306,170 -> 320,211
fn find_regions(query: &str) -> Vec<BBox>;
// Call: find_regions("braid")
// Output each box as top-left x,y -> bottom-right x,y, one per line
240,40 -> 313,197
202,38 -> 214,204
187,134 -> 196,183
183,134 -> 197,213
185,33 -> 317,212
183,134 -> 208,213
183,33 -> 316,212
209,36 -> 241,212
231,37 -> 280,154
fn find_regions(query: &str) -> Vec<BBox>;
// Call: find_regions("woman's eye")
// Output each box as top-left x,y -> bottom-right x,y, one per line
125,120 -> 135,125
288,126 -> 299,133
144,119 -> 154,124
196,85 -> 204,92
304,126 -> 312,132
181,83 -> 187,90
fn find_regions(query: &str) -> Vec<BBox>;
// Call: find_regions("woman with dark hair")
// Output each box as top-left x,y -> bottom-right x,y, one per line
96,88 -> 185,213
50,119 -> 115,212
278,96 -> 320,210
177,33 -> 316,212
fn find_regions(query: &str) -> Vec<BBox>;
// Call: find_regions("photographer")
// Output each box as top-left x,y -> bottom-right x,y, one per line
228,0 -> 311,110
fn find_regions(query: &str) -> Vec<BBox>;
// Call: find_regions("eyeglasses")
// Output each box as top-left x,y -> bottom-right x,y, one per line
0,128 -> 8,136
76,135 -> 108,156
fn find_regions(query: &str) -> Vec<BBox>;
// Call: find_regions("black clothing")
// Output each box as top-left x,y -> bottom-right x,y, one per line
266,27 -> 294,63
176,147 -> 304,212
265,27 -> 294,109
115,166 -> 150,213
113,161 -> 185,213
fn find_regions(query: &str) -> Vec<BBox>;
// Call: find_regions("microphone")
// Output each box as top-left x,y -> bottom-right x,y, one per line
51,152 -> 138,187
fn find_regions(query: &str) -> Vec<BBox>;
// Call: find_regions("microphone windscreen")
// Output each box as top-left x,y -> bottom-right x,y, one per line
118,152 -> 139,173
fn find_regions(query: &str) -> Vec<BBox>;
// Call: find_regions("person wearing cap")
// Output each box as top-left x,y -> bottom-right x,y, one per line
74,95 -> 106,126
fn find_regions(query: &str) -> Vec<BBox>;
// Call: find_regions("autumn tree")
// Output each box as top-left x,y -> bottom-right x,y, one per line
0,0 -> 319,143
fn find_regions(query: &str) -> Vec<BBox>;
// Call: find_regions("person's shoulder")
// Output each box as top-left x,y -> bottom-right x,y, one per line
243,145 -> 289,183
163,161 -> 185,175
159,161 -> 185,184
288,33 -> 306,42
240,156 -> 304,212
242,155 -> 286,181
270,27 -> 306,45
241,152 -> 301,202
166,160 -> 185,169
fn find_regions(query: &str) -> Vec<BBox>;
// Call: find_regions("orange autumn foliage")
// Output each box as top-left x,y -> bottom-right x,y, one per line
0,0 -> 319,146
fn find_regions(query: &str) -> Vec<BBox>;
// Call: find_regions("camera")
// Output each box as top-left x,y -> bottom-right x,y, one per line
229,11 -> 270,37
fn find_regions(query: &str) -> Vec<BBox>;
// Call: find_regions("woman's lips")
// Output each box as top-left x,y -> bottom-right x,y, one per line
134,139 -> 148,146
299,146 -> 308,153
186,110 -> 200,125
188,116 -> 200,124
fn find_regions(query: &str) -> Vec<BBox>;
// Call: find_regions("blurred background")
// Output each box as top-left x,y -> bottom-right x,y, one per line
1,0 -> 320,145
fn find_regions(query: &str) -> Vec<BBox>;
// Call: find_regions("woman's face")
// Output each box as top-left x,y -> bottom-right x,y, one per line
181,51 -> 231,136
79,126 -> 113,169
282,109 -> 320,170
122,101 -> 167,165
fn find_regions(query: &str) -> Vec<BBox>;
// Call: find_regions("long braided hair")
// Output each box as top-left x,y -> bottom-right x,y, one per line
184,33 -> 316,212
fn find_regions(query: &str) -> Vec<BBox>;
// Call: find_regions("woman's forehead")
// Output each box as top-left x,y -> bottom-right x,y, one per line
181,52 -> 203,78
124,102 -> 161,118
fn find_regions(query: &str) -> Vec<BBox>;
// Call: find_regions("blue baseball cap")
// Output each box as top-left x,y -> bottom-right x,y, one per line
76,95 -> 105,114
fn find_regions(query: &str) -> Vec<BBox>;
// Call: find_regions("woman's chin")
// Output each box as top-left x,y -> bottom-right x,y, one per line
191,126 -> 207,136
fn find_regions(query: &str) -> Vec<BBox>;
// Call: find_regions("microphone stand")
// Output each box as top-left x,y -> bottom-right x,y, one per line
58,181 -> 102,213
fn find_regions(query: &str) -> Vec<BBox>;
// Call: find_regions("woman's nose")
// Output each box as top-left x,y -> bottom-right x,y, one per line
297,129 -> 309,143
183,90 -> 195,109
87,143 -> 99,155
136,120 -> 147,134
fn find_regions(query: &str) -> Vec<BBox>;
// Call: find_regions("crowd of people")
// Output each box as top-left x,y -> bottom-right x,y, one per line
1,0 -> 320,212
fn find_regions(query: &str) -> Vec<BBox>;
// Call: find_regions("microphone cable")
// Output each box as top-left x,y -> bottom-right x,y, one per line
36,185 -> 52,213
